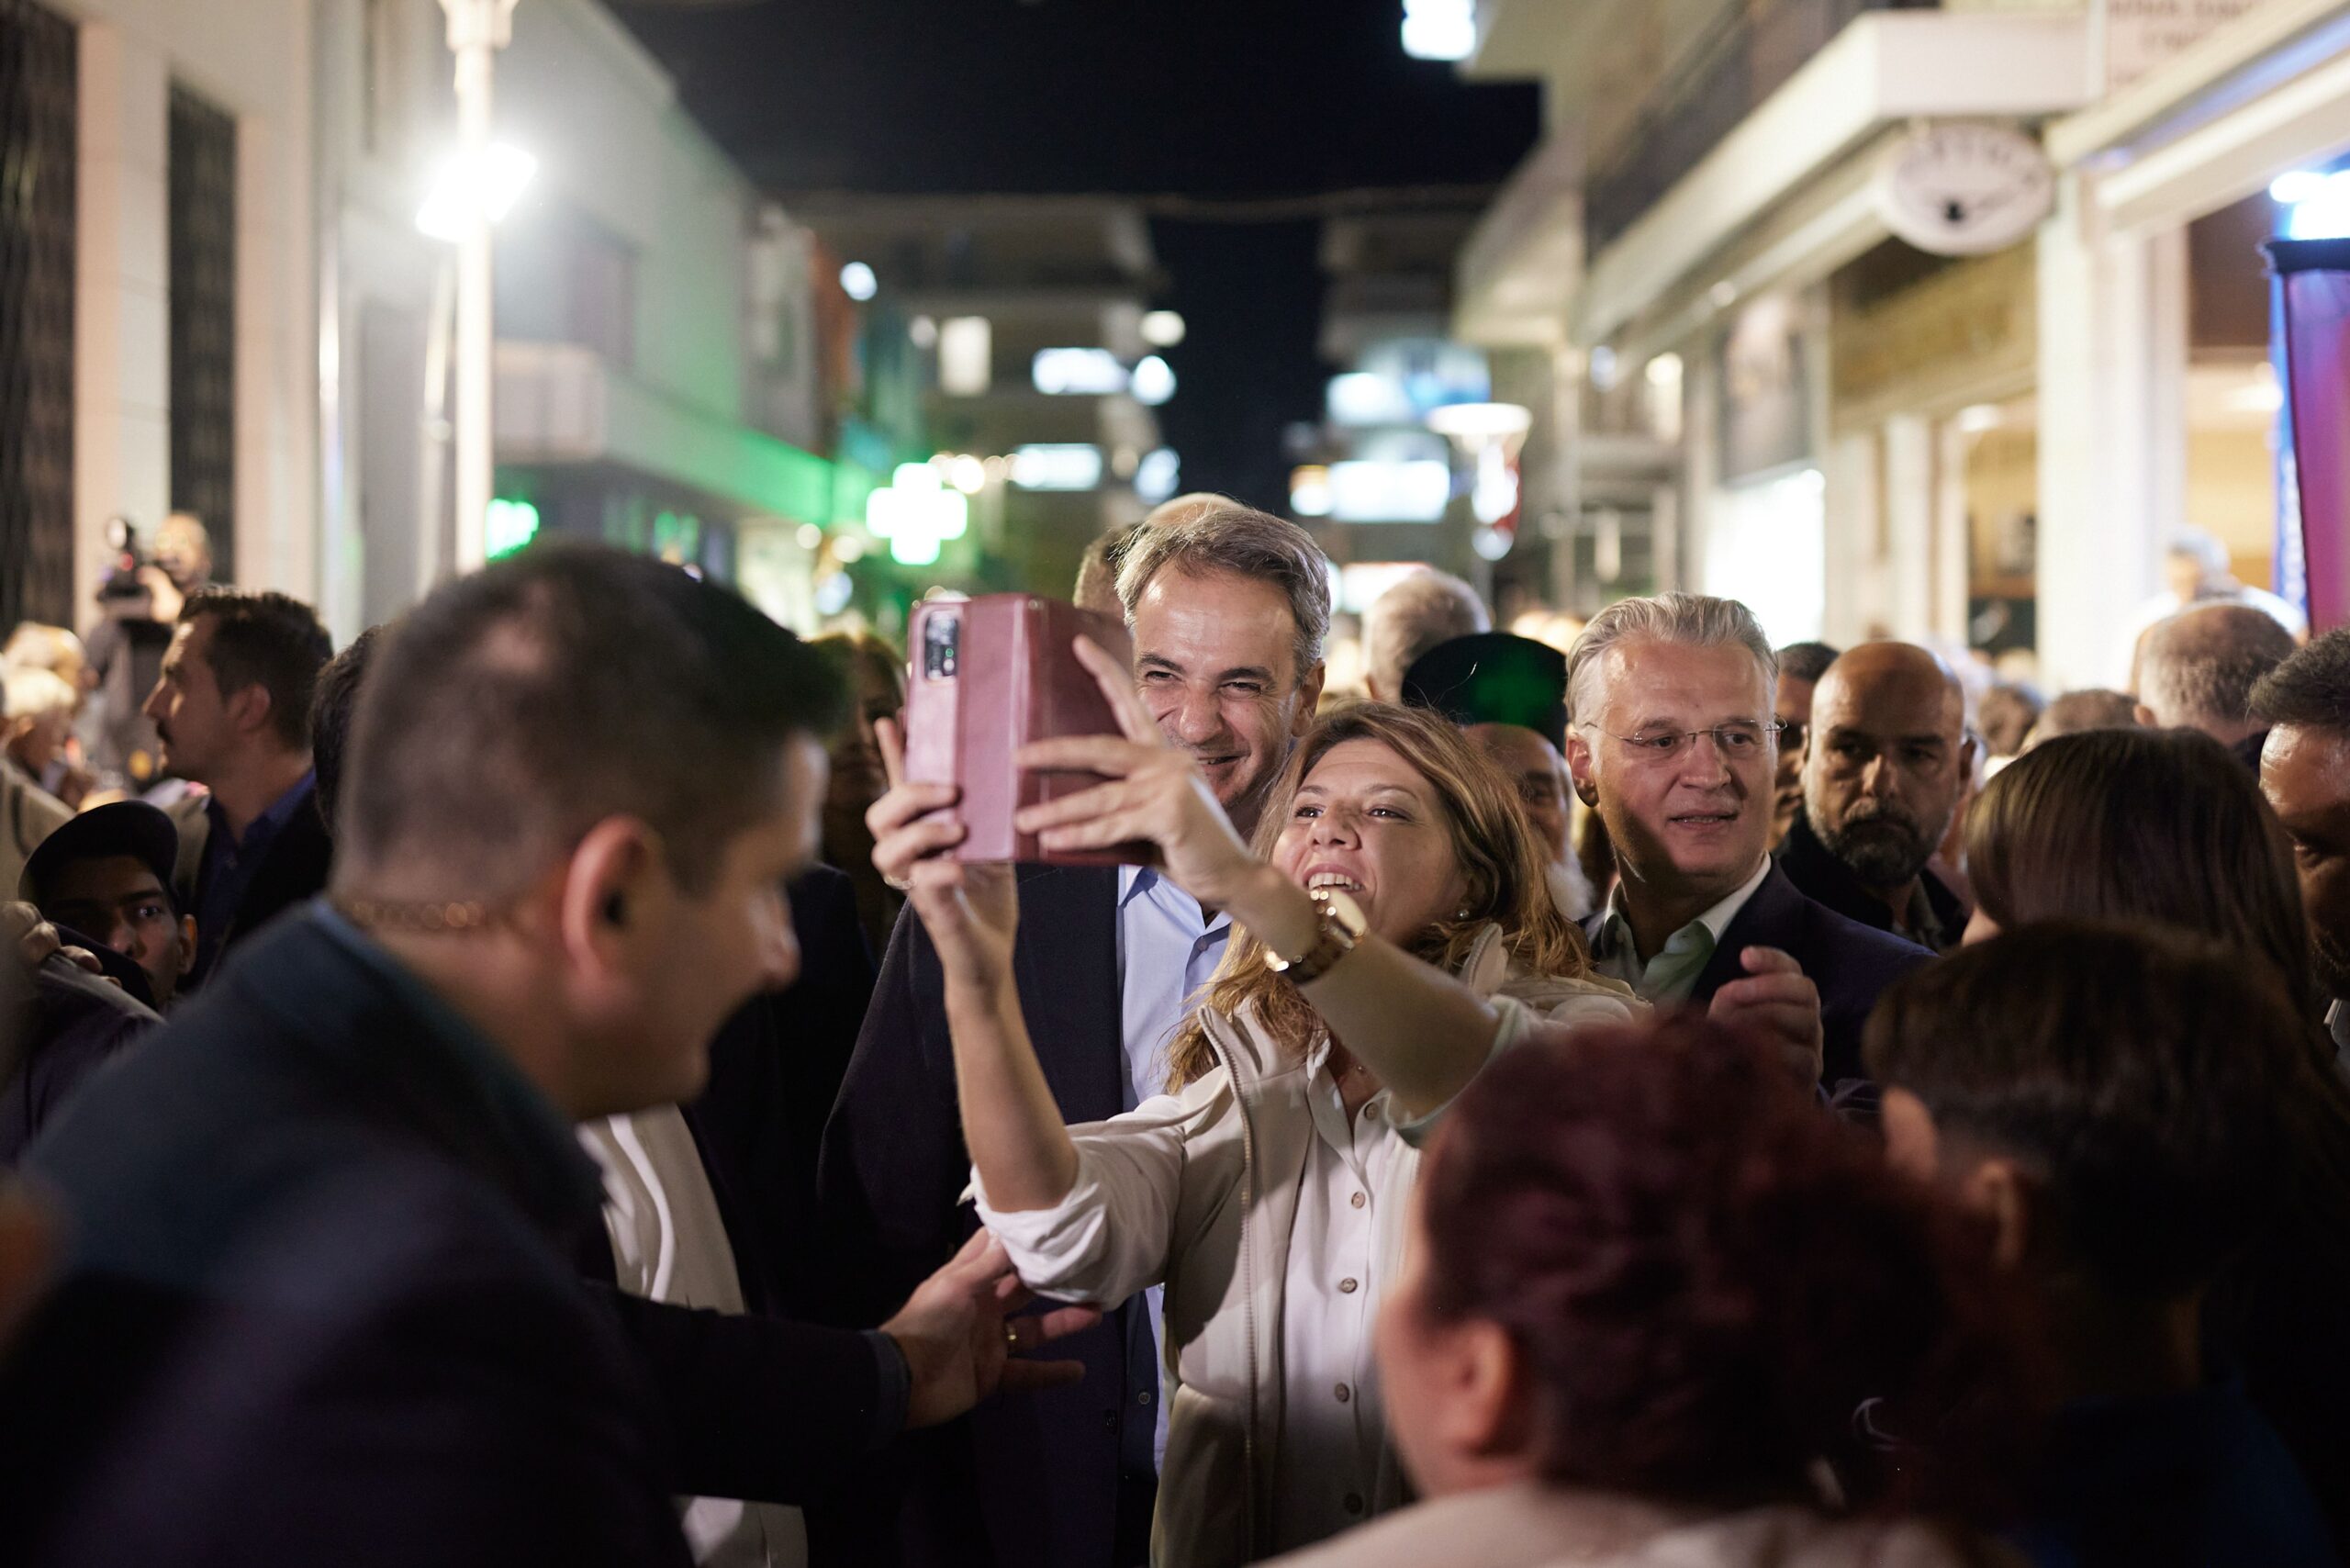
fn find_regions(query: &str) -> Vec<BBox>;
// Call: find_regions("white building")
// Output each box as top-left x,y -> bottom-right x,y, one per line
1453,0 -> 2349,687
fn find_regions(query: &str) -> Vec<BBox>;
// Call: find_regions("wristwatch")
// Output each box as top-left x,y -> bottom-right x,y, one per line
1266,886 -> 1367,986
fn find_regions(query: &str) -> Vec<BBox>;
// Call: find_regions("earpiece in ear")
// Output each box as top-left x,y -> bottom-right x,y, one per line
603,892 -> 627,927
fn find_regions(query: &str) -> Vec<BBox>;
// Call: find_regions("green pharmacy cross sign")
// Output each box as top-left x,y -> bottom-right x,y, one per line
865,463 -> 969,566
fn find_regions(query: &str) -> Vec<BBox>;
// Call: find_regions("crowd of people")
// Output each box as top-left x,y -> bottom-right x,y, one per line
0,495 -> 2344,1568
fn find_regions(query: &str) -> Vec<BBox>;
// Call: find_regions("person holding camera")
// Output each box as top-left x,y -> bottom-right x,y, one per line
83,511 -> 214,788
869,642 -> 1636,1568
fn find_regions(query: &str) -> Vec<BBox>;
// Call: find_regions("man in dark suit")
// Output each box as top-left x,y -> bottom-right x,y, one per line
818,501 -> 1333,1568
1777,643 -> 1974,953
0,546 -> 1083,1567
140,587 -> 336,989
1563,594 -> 1930,1090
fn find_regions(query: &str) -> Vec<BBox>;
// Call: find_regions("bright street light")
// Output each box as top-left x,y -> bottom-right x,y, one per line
1140,309 -> 1187,347
415,142 -> 537,242
840,261 -> 878,302
1401,0 -> 1476,61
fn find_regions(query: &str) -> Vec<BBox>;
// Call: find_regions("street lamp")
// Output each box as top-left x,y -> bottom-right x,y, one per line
435,0 -> 522,571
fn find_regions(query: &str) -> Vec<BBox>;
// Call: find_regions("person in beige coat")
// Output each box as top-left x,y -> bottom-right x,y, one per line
1266,1016 -> 2027,1568
868,673 -> 1639,1568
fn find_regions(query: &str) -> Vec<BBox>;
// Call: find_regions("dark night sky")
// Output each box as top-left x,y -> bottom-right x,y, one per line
610,0 -> 1542,509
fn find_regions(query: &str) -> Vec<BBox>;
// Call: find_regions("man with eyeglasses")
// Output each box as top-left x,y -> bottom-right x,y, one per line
1777,643 -> 1975,952
1564,595 -> 1930,1092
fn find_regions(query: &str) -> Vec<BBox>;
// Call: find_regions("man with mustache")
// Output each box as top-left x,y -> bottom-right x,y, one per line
1769,642 -> 1838,848
1777,642 -> 1974,952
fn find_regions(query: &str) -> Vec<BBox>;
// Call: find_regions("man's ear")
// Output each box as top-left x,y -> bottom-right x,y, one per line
173,915 -> 197,978
1564,729 -> 1599,808
555,816 -> 665,987
225,682 -> 274,741
1294,661 -> 1328,731
2132,702 -> 2158,731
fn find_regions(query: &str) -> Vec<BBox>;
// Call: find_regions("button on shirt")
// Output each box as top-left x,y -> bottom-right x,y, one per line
1589,857 -> 1771,1004
1117,865 -> 1230,1471
1273,1044 -> 1393,1552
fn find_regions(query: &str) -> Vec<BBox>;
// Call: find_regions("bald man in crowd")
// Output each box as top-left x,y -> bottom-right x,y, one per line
2134,602 -> 2299,769
1361,568 -> 1488,702
1775,643 -> 1975,951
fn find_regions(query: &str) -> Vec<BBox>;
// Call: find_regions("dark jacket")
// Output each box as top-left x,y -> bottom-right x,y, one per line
1589,864 -> 1933,1089
685,863 -> 878,1319
1774,812 -> 1969,953
0,947 -> 160,1165
176,789 -> 335,991
816,863 -> 1154,1568
0,910 -> 879,1567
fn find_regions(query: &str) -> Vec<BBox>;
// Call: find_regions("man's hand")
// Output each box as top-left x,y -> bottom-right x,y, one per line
1708,946 -> 1825,1084
882,1229 -> 1099,1430
2,902 -> 104,980
1013,638 -> 1258,907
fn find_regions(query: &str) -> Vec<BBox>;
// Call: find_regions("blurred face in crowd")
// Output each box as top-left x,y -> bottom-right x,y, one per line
1771,675 -> 1817,847
155,514 -> 212,589
1802,645 -> 1974,893
1566,637 -> 1776,913
8,705 -> 73,778
1131,566 -> 1324,835
1272,739 -> 1469,947
39,855 -> 196,1008
1375,1179 -> 1526,1499
824,651 -> 901,826
584,734 -> 826,1114
2263,722 -> 2350,1001
1467,722 -> 1571,865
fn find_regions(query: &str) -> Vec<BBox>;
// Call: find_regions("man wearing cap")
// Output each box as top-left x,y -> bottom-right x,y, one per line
21,801 -> 196,1012
1401,632 -> 1595,919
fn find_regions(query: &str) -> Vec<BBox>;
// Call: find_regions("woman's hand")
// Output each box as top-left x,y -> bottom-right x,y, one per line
867,718 -> 1018,991
1013,638 -> 1263,910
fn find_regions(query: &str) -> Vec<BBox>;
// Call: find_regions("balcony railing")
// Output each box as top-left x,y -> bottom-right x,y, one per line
1584,0 -> 1938,257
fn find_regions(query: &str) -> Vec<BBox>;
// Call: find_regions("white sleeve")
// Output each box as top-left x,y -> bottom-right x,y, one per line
970,1085 -> 1215,1305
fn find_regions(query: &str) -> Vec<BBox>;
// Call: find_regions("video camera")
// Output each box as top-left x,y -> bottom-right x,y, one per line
95,515 -> 150,605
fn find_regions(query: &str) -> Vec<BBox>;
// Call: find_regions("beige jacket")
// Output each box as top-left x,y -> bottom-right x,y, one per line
975,929 -> 1638,1568
1262,1483 -> 2013,1568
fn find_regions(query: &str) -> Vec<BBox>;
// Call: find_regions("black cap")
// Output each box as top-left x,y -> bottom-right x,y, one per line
1400,633 -> 1569,752
20,801 -> 182,910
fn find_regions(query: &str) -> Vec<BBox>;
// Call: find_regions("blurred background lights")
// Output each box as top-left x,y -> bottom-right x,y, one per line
839,260 -> 878,301
416,143 -> 538,242
2274,169 -> 2350,240
1130,354 -> 1177,406
1400,0 -> 1476,62
947,454 -> 989,494
1136,448 -> 1181,505
866,461 -> 969,565
1140,309 -> 1187,347
1032,347 -> 1128,396
1010,443 -> 1105,491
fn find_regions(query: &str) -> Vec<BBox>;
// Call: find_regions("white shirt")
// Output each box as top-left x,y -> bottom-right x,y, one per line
581,1110 -> 806,1568
1274,1042 -> 1396,1549
1116,864 -> 1230,1468
978,1043 -> 1426,1557
1589,857 -> 1773,1004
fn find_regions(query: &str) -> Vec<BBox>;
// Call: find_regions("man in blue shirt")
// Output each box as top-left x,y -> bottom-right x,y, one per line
141,587 -> 334,988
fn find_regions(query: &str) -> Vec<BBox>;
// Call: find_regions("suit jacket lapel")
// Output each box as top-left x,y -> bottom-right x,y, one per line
1688,865 -> 1798,1003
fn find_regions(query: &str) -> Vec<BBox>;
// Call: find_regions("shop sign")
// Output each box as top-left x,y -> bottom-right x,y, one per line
2103,0 -> 2263,90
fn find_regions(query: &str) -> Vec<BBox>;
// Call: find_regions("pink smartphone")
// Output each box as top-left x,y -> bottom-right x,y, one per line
902,594 -> 1151,865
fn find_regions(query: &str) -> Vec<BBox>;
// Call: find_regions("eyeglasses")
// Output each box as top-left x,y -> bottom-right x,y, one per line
1579,721 -> 1785,760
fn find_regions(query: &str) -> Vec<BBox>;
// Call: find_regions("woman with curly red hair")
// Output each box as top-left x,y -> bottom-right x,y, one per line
1269,1014 -> 2027,1568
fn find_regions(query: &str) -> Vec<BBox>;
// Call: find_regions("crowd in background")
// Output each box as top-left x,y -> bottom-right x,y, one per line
0,495 -> 2345,1568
